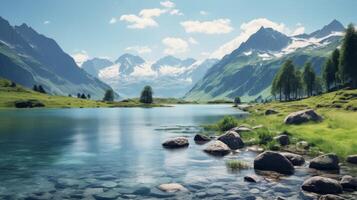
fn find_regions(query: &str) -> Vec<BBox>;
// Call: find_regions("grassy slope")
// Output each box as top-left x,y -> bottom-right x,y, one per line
217,90 -> 357,158
0,78 -> 165,108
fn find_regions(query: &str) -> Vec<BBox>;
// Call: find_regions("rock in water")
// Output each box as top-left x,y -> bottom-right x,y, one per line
253,151 -> 294,175
280,152 -> 305,166
244,175 -> 261,183
203,141 -> 231,156
301,176 -> 343,194
340,175 -> 357,190
162,137 -> 189,149
158,183 -> 188,192
217,131 -> 244,150
274,134 -> 290,146
194,134 -> 211,143
309,153 -> 339,171
346,155 -> 357,164
284,109 -> 322,124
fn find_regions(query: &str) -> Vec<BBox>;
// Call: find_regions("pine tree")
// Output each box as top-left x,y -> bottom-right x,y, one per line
103,89 -> 114,102
339,24 -> 357,88
87,94 -> 91,99
33,85 -> 38,92
80,93 -> 87,99
331,49 -> 340,87
234,96 -> 241,106
303,62 -> 316,97
77,93 -> 81,98
38,85 -> 46,94
140,85 -> 153,104
323,59 -> 334,91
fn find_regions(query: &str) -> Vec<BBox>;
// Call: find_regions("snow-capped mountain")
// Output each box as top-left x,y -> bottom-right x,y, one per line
82,54 -> 218,97
185,20 -> 345,101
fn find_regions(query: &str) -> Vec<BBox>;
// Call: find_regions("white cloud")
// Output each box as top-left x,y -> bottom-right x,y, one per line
291,24 -> 305,36
43,20 -> 50,25
210,18 -> 305,58
71,50 -> 90,67
170,9 -> 183,16
180,19 -> 233,34
162,37 -> 189,55
160,1 -> 175,8
199,11 -> 208,15
109,17 -> 117,24
188,37 -> 198,44
120,8 -> 165,29
125,46 -> 152,54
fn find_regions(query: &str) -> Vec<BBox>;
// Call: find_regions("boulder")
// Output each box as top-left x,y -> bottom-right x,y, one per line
301,176 -> 343,194
203,141 -> 231,156
280,152 -> 305,166
297,141 -> 310,150
194,134 -> 210,143
318,194 -> 345,200
309,153 -> 340,171
217,131 -> 244,150
253,151 -> 294,175
346,155 -> 357,164
274,134 -> 290,146
284,109 -> 322,125
265,109 -> 278,115
158,183 -> 188,193
162,137 -> 189,149
340,175 -> 357,190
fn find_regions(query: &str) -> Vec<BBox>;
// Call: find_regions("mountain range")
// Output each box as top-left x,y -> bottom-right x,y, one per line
0,17 -> 114,99
82,54 -> 218,97
184,20 -> 345,101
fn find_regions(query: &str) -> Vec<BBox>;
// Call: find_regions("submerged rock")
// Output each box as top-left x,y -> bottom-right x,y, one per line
340,175 -> 357,190
194,134 -> 211,143
203,141 -> 231,156
309,153 -> 340,171
280,152 -> 305,166
217,131 -> 244,150
284,109 -> 322,124
274,134 -> 290,146
244,175 -> 261,183
346,155 -> 357,164
254,151 -> 294,175
162,137 -> 189,149
158,183 -> 188,193
301,176 -> 343,194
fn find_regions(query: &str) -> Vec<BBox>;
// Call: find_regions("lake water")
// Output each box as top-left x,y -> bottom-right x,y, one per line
0,105 -> 355,200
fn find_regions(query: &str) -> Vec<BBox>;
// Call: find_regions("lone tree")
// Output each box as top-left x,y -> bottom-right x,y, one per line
103,89 -> 114,102
234,96 -> 241,106
33,85 -> 38,92
140,85 -> 153,104
339,24 -> 357,88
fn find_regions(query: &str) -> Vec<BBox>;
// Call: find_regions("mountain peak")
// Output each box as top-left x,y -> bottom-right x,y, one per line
299,19 -> 345,39
152,56 -> 196,70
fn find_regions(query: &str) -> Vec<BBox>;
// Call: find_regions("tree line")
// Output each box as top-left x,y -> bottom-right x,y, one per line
272,23 -> 357,101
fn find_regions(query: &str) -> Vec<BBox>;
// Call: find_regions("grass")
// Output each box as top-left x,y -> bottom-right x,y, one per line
225,160 -> 250,171
207,89 -> 357,159
0,78 -> 166,108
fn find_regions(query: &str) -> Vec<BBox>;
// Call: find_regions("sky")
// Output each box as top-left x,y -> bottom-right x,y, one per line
1,0 -> 357,65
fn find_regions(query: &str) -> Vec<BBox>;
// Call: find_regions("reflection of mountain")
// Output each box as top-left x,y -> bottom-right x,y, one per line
0,17 -> 113,99
83,54 -> 218,97
185,20 -> 345,101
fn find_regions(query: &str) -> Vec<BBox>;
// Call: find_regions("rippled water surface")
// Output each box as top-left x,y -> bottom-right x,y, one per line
0,105 -> 355,199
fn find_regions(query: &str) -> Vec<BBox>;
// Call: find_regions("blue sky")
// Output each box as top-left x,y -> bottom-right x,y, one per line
1,0 -> 357,64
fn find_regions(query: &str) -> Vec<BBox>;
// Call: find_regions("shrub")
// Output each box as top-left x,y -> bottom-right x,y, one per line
257,129 -> 274,145
266,140 -> 280,151
217,116 -> 238,131
225,160 -> 249,171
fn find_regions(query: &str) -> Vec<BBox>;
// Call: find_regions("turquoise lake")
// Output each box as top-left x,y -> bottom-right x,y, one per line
0,105 -> 355,199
